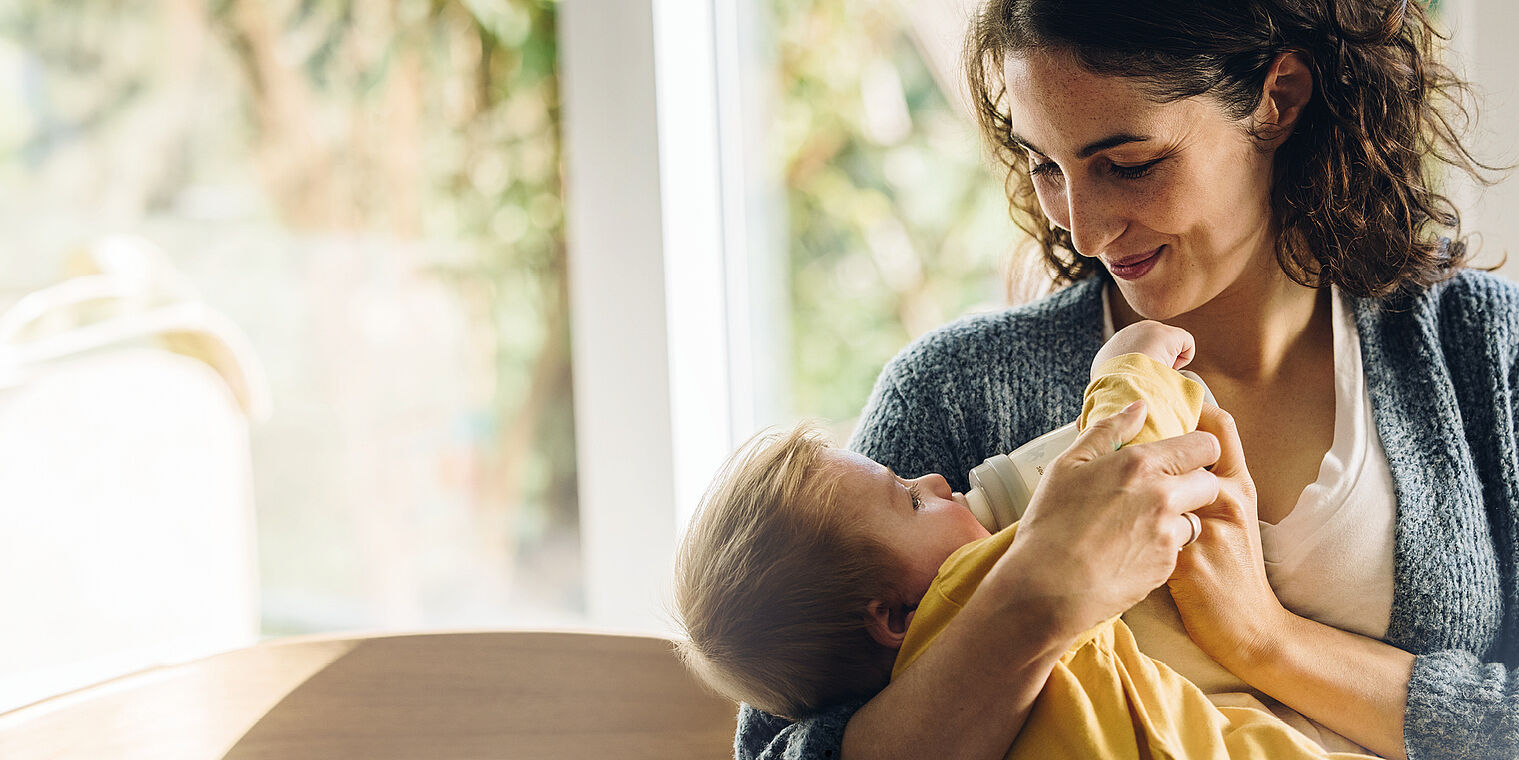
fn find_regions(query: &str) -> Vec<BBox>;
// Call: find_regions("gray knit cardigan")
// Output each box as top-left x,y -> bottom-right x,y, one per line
735,270 -> 1519,760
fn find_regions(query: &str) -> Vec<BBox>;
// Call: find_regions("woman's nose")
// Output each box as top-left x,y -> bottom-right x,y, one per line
1062,179 -> 1126,257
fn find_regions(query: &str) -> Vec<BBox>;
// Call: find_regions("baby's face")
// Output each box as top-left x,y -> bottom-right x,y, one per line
821,449 -> 992,604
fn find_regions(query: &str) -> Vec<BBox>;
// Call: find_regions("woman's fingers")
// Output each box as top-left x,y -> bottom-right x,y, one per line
1145,429 -> 1222,476
1174,511 -> 1203,549
1015,400 -> 1234,631
1194,403 -> 1258,516
1066,399 -> 1148,461
1195,403 -> 1248,479
1161,465 -> 1222,516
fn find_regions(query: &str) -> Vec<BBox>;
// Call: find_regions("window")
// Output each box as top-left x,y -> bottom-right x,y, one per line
0,0 -> 577,707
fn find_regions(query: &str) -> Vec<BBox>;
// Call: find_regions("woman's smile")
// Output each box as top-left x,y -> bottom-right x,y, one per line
1105,246 -> 1164,280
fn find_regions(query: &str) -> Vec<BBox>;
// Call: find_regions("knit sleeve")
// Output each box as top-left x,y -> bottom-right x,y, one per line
734,700 -> 862,760
1403,652 -> 1519,758
1401,272 -> 1519,759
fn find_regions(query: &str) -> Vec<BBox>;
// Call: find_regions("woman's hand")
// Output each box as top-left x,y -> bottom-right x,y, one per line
1166,403 -> 1294,672
1165,404 -> 1414,758
1014,400 -> 1224,641
843,400 -> 1228,760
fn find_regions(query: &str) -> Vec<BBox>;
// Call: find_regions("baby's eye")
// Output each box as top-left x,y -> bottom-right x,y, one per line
909,484 -> 923,511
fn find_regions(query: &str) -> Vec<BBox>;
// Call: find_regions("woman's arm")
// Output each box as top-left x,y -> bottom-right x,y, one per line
1212,608 -> 1414,759
841,403 -> 1225,759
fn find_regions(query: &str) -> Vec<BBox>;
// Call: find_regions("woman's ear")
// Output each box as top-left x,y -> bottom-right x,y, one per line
1254,51 -> 1313,146
865,599 -> 918,649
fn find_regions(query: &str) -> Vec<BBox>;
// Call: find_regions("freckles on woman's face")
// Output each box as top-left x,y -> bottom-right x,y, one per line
1000,50 -> 1281,320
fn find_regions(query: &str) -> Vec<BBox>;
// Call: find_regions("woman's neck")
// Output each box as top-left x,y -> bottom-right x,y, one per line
1110,273 -> 1330,386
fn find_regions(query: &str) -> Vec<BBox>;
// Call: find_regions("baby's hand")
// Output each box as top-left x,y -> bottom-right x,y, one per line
1092,321 -> 1195,379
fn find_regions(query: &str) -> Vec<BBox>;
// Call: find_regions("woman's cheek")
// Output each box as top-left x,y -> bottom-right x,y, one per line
1132,177 -> 1185,236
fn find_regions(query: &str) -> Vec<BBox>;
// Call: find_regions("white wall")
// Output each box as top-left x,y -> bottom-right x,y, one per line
1446,0 -> 1519,279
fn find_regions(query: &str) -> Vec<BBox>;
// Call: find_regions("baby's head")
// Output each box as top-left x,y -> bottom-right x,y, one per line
673,425 -> 989,718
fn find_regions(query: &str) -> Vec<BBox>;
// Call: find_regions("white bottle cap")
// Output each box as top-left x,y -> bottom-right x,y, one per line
964,486 -> 998,533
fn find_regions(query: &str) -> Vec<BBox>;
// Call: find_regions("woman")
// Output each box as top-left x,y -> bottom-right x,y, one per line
736,1 -> 1517,759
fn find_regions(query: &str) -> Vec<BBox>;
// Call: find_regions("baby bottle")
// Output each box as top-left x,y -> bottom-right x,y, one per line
964,370 -> 1213,532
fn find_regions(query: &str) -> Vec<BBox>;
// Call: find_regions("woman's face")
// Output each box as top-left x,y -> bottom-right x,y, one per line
1002,50 -> 1281,320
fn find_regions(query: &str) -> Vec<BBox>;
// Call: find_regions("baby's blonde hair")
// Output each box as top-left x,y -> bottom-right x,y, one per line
673,424 -> 901,719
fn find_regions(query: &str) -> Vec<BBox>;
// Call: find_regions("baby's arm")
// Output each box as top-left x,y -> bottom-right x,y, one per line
1081,321 -> 1205,447
1091,320 -> 1195,379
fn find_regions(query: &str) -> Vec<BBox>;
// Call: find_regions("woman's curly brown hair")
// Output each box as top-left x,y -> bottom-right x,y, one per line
966,0 -> 1502,298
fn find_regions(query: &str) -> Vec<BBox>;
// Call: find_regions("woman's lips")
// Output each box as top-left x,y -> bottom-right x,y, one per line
1106,246 -> 1163,280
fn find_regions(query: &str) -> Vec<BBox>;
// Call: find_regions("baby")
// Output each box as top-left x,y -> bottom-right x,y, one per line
673,320 -> 1375,759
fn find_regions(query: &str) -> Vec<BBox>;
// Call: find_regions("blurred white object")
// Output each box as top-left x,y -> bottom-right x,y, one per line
0,236 -> 268,711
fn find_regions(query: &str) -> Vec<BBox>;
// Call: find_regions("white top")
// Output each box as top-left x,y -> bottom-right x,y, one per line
1105,287 -> 1398,754
1257,290 -> 1397,641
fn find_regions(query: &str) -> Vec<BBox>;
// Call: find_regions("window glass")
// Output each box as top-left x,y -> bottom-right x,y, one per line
0,0 -> 579,644
772,0 -> 1032,431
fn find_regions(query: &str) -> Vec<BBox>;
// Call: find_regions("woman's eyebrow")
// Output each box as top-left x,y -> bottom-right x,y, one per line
1009,131 -> 1151,159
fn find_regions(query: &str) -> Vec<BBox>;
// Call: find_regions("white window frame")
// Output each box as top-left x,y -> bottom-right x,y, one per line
559,0 -> 782,634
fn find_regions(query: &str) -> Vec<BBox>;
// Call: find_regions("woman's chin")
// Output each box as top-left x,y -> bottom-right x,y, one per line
1110,282 -> 1190,324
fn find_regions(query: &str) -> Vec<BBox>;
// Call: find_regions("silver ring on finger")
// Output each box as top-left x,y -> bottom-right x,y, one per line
1180,512 -> 1202,549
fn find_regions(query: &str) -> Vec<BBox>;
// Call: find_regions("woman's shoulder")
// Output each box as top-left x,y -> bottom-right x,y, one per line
1427,267 -> 1519,306
1403,268 -> 1519,338
1356,268 -> 1519,374
851,277 -> 1105,479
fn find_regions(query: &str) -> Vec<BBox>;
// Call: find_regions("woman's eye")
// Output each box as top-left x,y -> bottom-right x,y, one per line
1029,160 -> 1062,179
909,484 -> 923,511
1109,159 -> 1161,180
1029,157 -> 1160,181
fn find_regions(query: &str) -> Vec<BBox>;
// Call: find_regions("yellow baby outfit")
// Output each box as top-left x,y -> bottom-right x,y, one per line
894,525 -> 1374,760
891,353 -> 1376,760
1077,352 -> 1206,444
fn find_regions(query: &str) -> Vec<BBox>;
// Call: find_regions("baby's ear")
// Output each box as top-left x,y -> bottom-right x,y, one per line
864,599 -> 917,649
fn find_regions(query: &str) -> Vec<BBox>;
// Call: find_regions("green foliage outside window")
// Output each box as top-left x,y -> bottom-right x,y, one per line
1,0 -> 577,629
774,0 -> 1024,426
